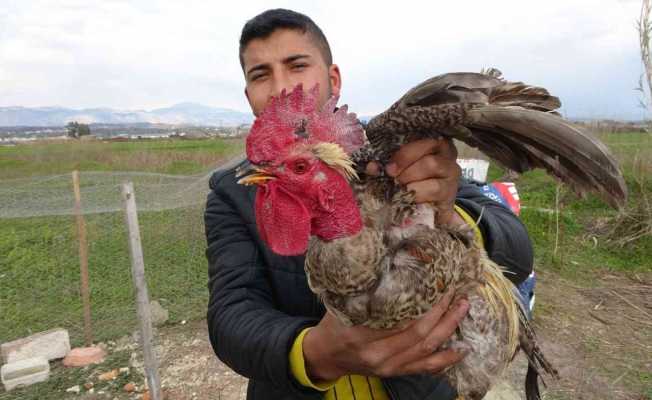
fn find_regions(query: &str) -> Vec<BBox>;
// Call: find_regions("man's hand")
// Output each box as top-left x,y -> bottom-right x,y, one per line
302,291 -> 469,381
366,137 -> 465,227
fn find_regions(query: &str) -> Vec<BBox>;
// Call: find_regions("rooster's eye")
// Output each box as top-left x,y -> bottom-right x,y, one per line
293,160 -> 308,174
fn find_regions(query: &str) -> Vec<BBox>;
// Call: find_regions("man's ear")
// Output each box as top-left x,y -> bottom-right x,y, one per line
329,64 -> 342,97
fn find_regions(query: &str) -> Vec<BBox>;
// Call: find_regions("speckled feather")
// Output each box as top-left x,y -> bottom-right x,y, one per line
362,69 -> 627,209
304,69 -> 632,400
304,177 -> 529,400
244,71 -> 628,400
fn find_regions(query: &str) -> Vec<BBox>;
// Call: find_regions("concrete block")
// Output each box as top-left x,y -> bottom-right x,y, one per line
1,356 -> 50,391
1,328 -> 70,364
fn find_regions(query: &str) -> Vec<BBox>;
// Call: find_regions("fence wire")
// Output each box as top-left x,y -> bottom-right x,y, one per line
0,156 -> 244,346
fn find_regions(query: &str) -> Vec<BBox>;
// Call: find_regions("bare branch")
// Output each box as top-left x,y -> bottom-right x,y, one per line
638,0 -> 652,112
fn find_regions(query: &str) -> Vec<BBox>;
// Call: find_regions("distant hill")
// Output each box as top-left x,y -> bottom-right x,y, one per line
0,103 -> 254,127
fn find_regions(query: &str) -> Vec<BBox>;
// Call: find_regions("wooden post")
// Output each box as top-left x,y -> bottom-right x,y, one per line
72,170 -> 93,346
121,182 -> 162,400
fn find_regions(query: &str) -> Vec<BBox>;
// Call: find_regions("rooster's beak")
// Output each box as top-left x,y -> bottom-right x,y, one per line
236,161 -> 276,186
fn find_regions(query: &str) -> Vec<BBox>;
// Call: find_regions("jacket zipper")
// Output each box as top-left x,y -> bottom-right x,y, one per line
382,380 -> 400,400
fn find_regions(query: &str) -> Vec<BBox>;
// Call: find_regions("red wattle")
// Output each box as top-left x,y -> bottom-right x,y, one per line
310,169 -> 363,241
255,182 -> 311,256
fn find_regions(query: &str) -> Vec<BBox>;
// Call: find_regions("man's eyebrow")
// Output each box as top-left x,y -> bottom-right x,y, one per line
246,63 -> 270,77
282,54 -> 311,64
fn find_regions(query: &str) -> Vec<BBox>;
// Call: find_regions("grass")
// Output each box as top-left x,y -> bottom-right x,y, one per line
0,138 -> 244,346
0,133 -> 650,398
0,138 -> 244,179
1,133 -> 650,344
0,206 -> 210,347
461,132 -> 652,282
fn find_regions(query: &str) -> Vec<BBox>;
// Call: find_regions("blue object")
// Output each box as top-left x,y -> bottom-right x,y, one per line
477,182 -> 536,319
516,271 -> 536,320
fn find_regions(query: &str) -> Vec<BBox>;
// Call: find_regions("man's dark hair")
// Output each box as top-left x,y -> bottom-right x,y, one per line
239,9 -> 333,70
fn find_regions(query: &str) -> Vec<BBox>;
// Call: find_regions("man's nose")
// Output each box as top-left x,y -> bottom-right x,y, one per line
269,70 -> 293,99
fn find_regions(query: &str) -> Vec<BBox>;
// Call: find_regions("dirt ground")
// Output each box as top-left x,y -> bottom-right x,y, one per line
113,269 -> 651,400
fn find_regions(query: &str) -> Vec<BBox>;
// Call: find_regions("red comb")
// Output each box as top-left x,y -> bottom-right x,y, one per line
246,84 -> 365,164
307,96 -> 365,154
246,84 -> 317,164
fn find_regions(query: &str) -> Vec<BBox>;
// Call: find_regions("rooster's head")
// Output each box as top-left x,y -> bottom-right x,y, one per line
238,84 -> 365,256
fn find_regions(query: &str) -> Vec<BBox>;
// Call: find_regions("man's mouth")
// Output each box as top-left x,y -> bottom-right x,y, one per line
236,161 -> 276,186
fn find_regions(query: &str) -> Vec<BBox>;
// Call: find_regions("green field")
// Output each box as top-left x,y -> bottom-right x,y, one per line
0,137 -> 244,179
1,138 -> 245,346
502,132 -> 652,278
0,133 -> 651,398
1,133 -> 650,344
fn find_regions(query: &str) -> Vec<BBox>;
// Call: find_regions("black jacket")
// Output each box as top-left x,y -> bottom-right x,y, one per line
205,161 -> 533,400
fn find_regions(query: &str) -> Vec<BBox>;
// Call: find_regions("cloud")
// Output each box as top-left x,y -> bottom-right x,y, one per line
0,0 -> 646,119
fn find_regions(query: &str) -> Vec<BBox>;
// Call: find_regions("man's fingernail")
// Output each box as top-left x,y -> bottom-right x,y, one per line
385,163 -> 397,177
457,300 -> 469,314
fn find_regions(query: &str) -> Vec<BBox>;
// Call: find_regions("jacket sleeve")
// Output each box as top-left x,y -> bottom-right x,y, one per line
204,170 -> 321,398
454,180 -> 534,285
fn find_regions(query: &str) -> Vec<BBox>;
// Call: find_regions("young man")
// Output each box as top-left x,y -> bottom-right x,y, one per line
205,9 -> 534,400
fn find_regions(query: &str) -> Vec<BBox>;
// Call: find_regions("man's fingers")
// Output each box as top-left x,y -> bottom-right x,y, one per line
418,298 -> 468,352
386,139 -> 439,177
376,298 -> 469,373
365,161 -> 382,176
406,178 -> 458,204
387,138 -> 457,177
361,290 -> 457,365
394,155 -> 459,185
391,347 -> 466,377
438,137 -> 458,160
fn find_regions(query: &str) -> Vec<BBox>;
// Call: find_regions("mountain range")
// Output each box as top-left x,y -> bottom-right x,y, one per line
0,102 -> 254,127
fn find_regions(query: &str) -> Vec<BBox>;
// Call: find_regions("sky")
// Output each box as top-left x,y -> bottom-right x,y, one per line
0,0 -> 648,120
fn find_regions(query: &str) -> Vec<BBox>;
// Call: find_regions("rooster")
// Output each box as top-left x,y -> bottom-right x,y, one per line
237,70 -> 627,400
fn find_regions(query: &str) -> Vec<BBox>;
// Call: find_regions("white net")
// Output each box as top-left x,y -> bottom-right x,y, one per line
0,155 -> 245,346
0,156 -> 245,218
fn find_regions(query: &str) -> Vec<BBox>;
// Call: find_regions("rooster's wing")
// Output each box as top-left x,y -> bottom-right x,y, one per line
364,69 -> 627,209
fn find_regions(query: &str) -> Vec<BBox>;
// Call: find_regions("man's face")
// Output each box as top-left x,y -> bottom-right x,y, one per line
242,28 -> 341,116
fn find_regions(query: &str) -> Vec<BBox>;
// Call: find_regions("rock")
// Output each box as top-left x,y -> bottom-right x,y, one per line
63,346 -> 106,367
98,369 -> 119,381
150,300 -> 169,326
129,351 -> 143,370
114,335 -> 136,352
1,328 -> 70,363
124,382 -> 136,392
66,385 -> 81,393
119,367 -> 130,374
84,382 -> 94,390
142,388 -> 168,400
1,356 -> 50,391
132,329 -> 158,345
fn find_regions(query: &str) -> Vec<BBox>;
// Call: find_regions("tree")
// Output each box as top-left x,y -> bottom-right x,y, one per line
66,121 -> 91,139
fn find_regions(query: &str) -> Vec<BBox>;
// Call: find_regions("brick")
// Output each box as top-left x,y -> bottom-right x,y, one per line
1,356 -> 50,391
1,328 -> 70,364
62,346 -> 106,367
